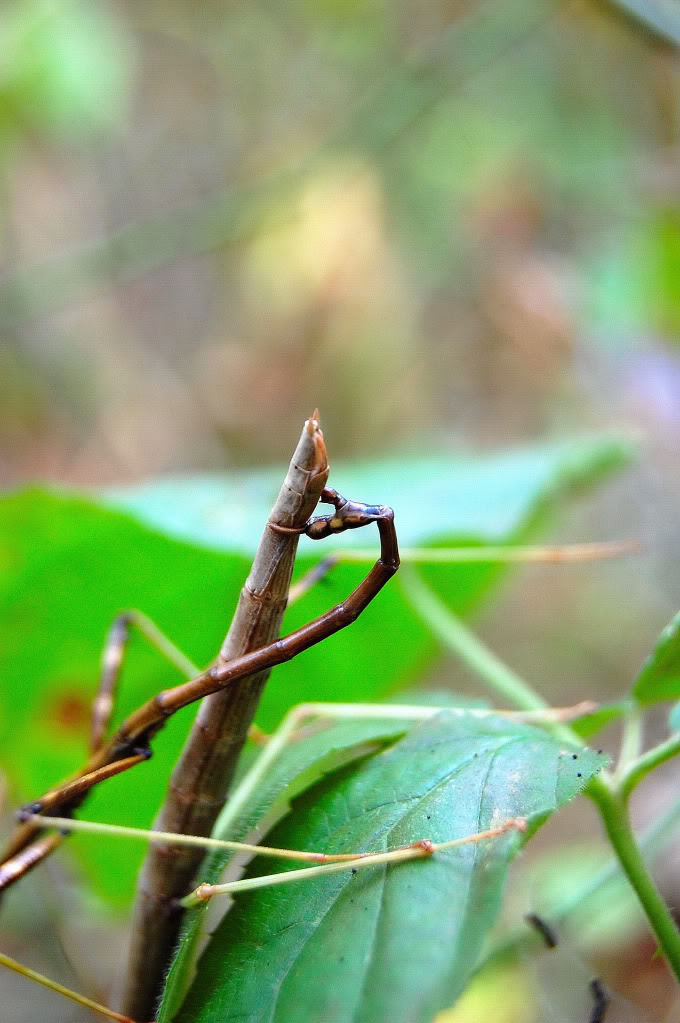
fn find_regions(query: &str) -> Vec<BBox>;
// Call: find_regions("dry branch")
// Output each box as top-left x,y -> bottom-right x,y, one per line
118,412 -> 328,1020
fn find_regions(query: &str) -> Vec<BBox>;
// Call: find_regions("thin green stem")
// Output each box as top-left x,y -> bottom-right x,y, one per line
616,704 -> 644,778
401,566 -> 680,982
211,699 -> 592,848
335,541 -> 640,564
26,814 -> 363,864
126,610 -> 201,679
588,781 -> 680,982
479,791 -> 680,971
181,819 -> 524,908
618,733 -> 680,804
400,566 -> 548,715
210,705 -> 303,843
0,950 -> 134,1023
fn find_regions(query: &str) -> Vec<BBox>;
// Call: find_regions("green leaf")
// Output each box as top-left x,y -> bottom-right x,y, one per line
101,437 -> 631,554
174,713 -> 605,1023
632,610 -> 680,705
0,489 -> 249,907
160,710 -> 426,1021
568,699 -> 630,740
0,437 -> 629,905
161,691 -> 479,1019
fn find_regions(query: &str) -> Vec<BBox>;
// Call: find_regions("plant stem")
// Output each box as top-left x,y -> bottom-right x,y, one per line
616,704 -> 644,777
181,819 -> 524,908
26,814 -> 364,864
400,566 -> 548,714
119,414 -> 328,1021
0,951 -> 134,1023
335,541 -> 640,564
588,780 -> 680,982
618,733 -> 680,804
402,566 -> 680,983
479,791 -> 680,972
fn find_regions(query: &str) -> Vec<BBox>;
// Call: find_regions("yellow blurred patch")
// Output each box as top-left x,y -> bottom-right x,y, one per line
436,963 -> 537,1023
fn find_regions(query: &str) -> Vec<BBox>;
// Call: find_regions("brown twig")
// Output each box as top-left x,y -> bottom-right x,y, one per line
118,411 -> 328,1019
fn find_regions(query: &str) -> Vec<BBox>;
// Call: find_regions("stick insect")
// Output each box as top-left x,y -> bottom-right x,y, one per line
0,413 -> 403,1019
0,414 -> 635,1021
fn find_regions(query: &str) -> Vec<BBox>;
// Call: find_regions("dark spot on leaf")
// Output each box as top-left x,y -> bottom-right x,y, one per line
597,749 -> 603,755
351,869 -> 357,874
577,772 -> 582,777
572,754 -> 578,760
426,815 -> 431,820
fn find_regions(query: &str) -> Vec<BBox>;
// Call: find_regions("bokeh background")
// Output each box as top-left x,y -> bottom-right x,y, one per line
1,0 -> 679,1020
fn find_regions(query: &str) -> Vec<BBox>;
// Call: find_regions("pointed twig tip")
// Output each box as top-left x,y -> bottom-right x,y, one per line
306,408 -> 321,432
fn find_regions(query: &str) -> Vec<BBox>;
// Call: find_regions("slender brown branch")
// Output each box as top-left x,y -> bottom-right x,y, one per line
0,834 -> 63,889
118,412 -> 328,1020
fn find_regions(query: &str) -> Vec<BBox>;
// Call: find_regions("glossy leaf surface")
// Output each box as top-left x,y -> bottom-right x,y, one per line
175,713 -> 605,1023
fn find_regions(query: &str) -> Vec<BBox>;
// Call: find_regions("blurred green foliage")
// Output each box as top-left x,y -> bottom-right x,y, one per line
0,0 -> 133,143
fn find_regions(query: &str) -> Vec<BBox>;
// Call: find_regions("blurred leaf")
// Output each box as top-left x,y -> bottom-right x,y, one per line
435,961 -> 537,1023
101,438 -> 631,554
525,841 -> 646,950
632,609 -> 680,705
568,699 -> 630,740
587,209 -> 680,339
0,437 -> 630,904
173,713 -> 604,1023
645,208 -> 680,339
0,0 -> 133,139
0,490 -> 249,907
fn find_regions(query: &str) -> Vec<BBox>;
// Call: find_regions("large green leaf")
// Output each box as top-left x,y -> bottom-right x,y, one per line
0,437 -> 629,905
101,438 -> 629,554
174,713 -> 605,1023
160,710 -> 427,1022
632,609 -> 680,705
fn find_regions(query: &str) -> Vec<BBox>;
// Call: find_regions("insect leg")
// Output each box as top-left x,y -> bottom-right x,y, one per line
92,610 -> 200,752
